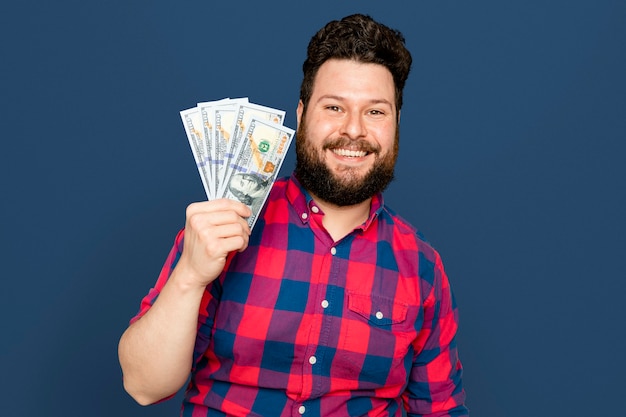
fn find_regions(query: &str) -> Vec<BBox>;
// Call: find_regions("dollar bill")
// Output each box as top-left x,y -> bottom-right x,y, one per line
221,118 -> 294,228
180,107 -> 213,199
213,98 -> 248,195
197,97 -> 235,172
180,98 -> 293,230
219,102 -> 286,196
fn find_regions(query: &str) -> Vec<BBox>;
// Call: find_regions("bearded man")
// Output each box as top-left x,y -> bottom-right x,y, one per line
119,14 -> 468,417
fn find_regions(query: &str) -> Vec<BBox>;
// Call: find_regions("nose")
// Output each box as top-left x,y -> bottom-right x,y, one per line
339,112 -> 367,139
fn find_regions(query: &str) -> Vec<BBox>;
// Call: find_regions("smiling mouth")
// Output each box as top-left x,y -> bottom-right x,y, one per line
324,138 -> 379,159
331,148 -> 368,158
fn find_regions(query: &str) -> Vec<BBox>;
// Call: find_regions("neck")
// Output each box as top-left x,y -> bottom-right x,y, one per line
309,192 -> 372,242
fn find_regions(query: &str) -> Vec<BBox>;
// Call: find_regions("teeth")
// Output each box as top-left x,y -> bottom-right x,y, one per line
332,148 -> 367,157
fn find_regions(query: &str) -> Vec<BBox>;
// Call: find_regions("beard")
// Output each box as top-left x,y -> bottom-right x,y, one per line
294,117 -> 399,207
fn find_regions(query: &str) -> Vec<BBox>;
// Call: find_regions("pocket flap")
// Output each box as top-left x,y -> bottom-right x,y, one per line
348,292 -> 408,326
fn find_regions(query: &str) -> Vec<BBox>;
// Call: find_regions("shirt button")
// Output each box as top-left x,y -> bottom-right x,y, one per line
330,247 -> 337,255
311,205 -> 319,213
321,299 -> 329,309
375,311 -> 384,320
301,212 -> 308,220
298,405 -> 306,414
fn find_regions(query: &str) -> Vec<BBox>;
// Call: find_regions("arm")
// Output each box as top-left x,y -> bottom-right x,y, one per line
403,254 -> 468,417
118,199 -> 251,405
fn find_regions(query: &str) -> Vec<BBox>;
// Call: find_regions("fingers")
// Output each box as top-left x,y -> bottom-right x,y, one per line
186,200 -> 251,241
193,221 -> 250,253
186,199 -> 251,220
178,199 -> 253,286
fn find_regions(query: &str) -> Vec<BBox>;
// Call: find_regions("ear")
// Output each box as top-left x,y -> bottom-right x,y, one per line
296,100 -> 304,127
397,109 -> 401,124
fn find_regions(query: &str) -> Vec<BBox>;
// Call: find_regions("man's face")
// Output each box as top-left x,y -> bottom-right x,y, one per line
295,59 -> 399,206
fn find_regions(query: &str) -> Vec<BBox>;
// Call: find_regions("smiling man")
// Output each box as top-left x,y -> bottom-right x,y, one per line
119,14 -> 468,416
294,58 -> 400,241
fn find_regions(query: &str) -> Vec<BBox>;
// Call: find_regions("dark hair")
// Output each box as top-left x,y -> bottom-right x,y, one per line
300,14 -> 412,114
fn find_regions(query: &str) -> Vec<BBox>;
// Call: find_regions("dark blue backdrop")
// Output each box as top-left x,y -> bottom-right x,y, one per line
1,1 -> 624,416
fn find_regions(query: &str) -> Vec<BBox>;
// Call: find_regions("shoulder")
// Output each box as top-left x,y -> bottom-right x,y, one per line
378,204 -> 446,291
379,204 -> 438,256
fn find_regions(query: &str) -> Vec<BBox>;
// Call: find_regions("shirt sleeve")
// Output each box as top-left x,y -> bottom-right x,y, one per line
128,228 -> 223,371
403,253 -> 469,416
129,228 -> 185,325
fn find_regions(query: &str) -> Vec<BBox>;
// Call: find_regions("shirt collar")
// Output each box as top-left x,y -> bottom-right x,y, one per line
286,173 -> 384,232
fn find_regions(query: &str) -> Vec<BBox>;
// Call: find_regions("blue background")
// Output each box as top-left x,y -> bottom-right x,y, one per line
1,1 -> 625,416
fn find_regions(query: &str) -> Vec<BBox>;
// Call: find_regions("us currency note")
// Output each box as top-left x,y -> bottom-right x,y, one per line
219,103 -> 286,196
221,118 -> 294,228
213,98 -> 248,195
180,107 -> 213,199
197,98 -> 234,169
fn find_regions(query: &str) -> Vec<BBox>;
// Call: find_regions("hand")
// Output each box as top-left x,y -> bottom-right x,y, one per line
176,199 -> 251,288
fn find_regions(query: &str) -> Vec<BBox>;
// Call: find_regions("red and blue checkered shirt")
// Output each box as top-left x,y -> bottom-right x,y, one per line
132,175 -> 467,416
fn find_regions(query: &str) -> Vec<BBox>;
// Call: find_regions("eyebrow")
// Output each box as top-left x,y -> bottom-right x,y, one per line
316,95 -> 394,108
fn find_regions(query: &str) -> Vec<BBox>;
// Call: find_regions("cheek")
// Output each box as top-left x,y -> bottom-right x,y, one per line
308,114 -> 340,136
372,125 -> 397,149
318,128 -> 337,143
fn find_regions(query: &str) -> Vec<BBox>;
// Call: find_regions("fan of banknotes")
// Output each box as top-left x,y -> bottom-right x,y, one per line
180,98 -> 295,229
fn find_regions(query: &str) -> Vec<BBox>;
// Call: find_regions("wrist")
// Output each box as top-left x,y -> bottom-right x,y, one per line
170,261 -> 211,294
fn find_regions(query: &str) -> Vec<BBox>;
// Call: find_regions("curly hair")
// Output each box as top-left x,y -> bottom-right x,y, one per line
300,14 -> 412,115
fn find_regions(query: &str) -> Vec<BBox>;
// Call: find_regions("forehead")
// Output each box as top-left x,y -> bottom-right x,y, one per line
310,59 -> 396,106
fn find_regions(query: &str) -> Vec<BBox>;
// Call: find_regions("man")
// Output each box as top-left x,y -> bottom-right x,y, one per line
119,14 -> 468,416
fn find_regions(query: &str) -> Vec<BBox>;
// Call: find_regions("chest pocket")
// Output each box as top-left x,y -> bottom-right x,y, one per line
348,292 -> 408,326
337,292 -> 413,388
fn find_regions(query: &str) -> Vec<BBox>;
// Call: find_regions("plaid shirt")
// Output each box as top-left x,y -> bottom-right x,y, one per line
132,175 -> 467,416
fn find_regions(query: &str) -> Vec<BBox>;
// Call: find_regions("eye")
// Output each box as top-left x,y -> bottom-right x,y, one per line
325,105 -> 341,112
368,109 -> 385,116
